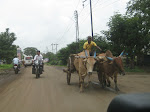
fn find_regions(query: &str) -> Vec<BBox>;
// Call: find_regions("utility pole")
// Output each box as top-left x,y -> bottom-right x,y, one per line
54,44 -> 58,54
46,46 -> 49,53
83,0 -> 94,40
89,0 -> 93,40
74,10 -> 79,53
51,43 -> 54,53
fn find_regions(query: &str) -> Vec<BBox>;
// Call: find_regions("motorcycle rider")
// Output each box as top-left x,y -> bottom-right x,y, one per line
33,50 -> 44,71
12,56 -> 20,70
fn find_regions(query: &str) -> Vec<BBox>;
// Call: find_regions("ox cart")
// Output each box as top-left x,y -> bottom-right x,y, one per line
63,50 -> 97,92
64,50 -> 92,85
65,54 -> 76,85
63,50 -> 125,92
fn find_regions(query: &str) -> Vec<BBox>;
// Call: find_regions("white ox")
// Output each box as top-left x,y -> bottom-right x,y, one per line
73,50 -> 97,92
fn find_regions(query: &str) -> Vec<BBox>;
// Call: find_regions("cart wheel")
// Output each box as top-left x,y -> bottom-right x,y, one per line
67,72 -> 71,85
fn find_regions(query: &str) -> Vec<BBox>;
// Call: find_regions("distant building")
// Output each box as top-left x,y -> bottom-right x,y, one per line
17,48 -> 22,60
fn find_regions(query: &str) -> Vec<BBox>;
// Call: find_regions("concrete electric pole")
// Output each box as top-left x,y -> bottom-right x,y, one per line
74,10 -> 79,53
54,44 -> 58,54
51,43 -> 54,53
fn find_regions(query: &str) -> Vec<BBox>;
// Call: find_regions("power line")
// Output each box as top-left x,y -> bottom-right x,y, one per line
76,0 -> 81,9
54,15 -> 74,42
82,0 -> 94,39
78,1 -> 90,16
56,22 -> 74,45
93,0 -> 100,6
54,0 -> 94,47
93,0 -> 110,10
92,0 -> 122,32
56,0 -> 94,45
79,0 -> 122,26
79,0 -> 102,23
51,0 -> 123,52
55,1 -> 83,44
78,0 -> 101,17
55,1 -> 88,45
93,0 -> 121,11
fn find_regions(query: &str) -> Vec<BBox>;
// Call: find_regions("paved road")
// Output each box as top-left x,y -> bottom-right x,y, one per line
0,65 -> 150,112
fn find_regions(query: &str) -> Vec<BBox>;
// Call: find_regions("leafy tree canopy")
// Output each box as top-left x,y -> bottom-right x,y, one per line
23,47 -> 37,58
0,28 -> 17,63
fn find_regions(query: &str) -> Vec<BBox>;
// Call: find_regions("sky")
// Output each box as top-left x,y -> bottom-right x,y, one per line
0,0 -> 130,53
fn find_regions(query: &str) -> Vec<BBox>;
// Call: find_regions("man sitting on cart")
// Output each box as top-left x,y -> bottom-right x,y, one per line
83,36 -> 102,56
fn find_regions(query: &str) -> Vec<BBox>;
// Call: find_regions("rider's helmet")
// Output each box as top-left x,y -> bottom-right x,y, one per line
37,50 -> 40,52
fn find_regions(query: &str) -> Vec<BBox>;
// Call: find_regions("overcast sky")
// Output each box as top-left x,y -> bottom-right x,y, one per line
0,0 -> 129,53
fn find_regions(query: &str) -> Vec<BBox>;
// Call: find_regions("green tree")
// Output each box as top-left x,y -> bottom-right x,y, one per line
43,52 -> 58,65
56,36 -> 110,65
106,13 -> 127,56
104,13 -> 147,57
0,28 -> 17,63
23,47 -> 37,58
127,0 -> 150,54
103,10 -> 150,67
57,47 -> 70,65
93,34 -> 111,53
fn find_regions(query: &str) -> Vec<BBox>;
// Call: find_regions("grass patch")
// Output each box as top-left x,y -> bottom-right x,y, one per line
125,66 -> 145,72
0,64 -> 13,70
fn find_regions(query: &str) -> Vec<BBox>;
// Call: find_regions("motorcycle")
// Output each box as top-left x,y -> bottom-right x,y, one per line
13,64 -> 19,74
32,60 -> 43,78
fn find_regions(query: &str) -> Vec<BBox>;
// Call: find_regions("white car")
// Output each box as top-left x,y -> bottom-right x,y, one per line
24,56 -> 33,67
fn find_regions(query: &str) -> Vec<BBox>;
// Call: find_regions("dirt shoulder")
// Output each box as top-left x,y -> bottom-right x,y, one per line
0,67 -> 25,91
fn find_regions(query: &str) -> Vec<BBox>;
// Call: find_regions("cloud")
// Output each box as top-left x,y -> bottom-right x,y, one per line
0,0 -> 130,53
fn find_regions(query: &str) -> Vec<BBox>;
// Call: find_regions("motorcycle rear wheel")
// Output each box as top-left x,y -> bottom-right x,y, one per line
15,69 -> 18,74
36,69 -> 39,78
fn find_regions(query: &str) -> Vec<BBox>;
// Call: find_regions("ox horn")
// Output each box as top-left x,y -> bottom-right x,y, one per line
106,57 -> 113,61
119,50 -> 124,57
85,50 -> 88,57
93,51 -> 96,58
